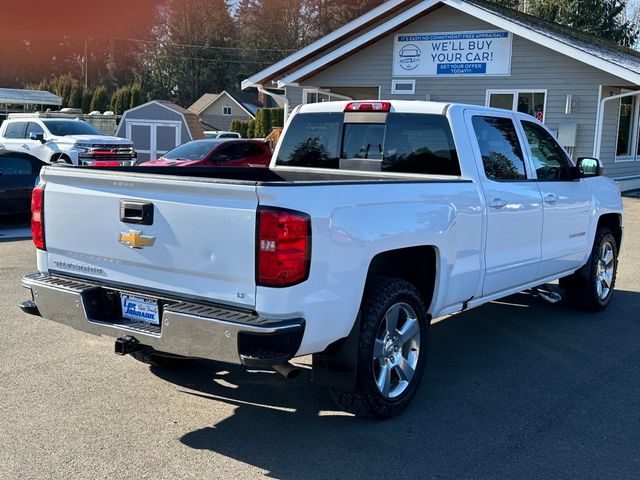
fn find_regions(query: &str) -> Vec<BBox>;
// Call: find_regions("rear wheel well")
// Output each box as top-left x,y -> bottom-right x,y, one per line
597,213 -> 622,248
366,246 -> 437,309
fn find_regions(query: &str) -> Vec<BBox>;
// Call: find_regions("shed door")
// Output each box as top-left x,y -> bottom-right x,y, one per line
126,121 -> 182,161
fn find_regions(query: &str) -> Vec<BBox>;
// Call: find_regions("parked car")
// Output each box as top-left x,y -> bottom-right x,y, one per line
0,150 -> 46,216
20,100 -> 622,418
203,130 -> 241,139
0,114 -> 136,166
140,139 -> 271,167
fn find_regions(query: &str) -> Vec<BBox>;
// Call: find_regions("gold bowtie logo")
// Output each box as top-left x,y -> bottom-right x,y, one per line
119,230 -> 156,249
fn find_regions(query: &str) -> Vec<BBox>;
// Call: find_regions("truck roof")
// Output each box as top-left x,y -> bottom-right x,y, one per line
297,100 -> 451,115
7,113 -> 84,120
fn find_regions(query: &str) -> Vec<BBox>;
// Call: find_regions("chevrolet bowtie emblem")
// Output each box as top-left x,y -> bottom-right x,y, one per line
119,230 -> 156,249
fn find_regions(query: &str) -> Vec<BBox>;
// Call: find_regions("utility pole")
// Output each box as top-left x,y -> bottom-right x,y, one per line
84,36 -> 89,89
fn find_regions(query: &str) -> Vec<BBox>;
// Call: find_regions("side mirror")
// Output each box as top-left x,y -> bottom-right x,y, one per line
576,157 -> 601,178
30,132 -> 45,143
215,155 -> 230,164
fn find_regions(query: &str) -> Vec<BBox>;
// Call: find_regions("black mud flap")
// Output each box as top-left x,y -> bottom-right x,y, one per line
311,314 -> 361,392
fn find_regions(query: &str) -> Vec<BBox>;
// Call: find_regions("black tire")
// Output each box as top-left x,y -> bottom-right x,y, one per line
330,277 -> 429,419
51,153 -> 72,164
561,227 -> 618,311
130,349 -> 195,368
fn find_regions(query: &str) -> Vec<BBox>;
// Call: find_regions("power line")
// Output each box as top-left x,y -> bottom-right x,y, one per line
110,49 -> 277,64
97,34 -> 299,53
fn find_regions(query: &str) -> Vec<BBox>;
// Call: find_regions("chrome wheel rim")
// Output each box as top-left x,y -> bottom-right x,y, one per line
595,241 -> 615,300
372,302 -> 421,399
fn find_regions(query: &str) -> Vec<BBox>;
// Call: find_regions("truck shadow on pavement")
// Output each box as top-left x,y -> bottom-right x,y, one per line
151,289 -> 640,480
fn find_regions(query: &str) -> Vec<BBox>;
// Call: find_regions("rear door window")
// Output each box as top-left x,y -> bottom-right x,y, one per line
4,122 -> 27,139
471,116 -> 527,181
276,112 -> 460,175
382,114 -> 459,175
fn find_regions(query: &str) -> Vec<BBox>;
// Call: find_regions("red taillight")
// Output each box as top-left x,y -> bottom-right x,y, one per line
257,208 -> 311,287
344,101 -> 391,112
92,161 -> 121,166
31,184 -> 45,250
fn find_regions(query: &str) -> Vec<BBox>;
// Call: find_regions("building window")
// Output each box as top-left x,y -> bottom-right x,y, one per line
302,88 -> 351,104
391,80 -> 415,95
487,90 -> 546,122
616,96 -> 635,158
222,106 -> 232,116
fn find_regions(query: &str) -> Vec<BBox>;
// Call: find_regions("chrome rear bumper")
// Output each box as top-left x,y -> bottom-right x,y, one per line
21,273 -> 303,365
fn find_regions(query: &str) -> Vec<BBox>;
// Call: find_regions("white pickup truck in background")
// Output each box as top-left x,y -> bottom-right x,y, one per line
0,114 -> 136,166
20,100 -> 623,418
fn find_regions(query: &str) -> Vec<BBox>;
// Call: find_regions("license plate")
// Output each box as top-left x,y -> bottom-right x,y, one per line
120,293 -> 160,325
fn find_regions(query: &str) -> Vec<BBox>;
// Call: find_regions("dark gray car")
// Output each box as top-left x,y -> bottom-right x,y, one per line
0,150 -> 45,216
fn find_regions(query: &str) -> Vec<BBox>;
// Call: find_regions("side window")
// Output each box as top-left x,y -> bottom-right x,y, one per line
472,116 -> 527,181
0,157 -> 33,175
4,122 -> 27,139
244,143 -> 264,157
215,144 -> 244,163
521,121 -> 572,181
26,122 -> 45,138
382,113 -> 460,175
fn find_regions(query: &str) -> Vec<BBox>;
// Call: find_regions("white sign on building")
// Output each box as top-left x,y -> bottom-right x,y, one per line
393,30 -> 513,77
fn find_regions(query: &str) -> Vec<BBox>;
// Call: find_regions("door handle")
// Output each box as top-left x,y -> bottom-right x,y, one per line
120,200 -> 154,225
545,194 -> 559,204
489,198 -> 507,209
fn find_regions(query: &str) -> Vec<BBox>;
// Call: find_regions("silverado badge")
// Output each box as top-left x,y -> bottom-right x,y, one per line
119,230 -> 156,249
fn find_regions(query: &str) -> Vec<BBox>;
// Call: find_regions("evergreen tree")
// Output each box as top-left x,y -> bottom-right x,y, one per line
81,87 -> 93,113
129,83 -> 144,109
491,0 -> 638,47
68,80 -> 83,109
90,86 -> 110,112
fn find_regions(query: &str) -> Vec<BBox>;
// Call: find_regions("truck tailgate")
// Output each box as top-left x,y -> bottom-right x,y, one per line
41,167 -> 258,308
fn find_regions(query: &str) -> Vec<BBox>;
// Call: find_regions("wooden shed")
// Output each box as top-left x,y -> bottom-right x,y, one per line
116,100 -> 204,162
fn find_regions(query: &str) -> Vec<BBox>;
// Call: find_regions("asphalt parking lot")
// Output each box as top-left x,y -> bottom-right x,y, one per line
1,197 -> 639,480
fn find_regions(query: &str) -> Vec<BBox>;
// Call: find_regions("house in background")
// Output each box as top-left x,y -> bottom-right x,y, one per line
116,100 -> 204,162
242,0 -> 640,191
188,90 -> 280,131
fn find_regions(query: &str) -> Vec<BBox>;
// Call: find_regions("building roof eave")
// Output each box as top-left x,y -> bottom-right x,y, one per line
270,0 -> 640,89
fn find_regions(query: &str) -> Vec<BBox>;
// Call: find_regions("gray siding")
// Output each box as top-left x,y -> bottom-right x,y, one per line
200,93 -> 254,131
300,5 -> 638,175
284,86 -> 304,109
116,102 -> 190,145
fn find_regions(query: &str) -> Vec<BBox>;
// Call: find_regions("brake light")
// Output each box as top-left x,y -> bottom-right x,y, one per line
257,207 -> 311,287
31,184 -> 45,250
344,101 -> 391,112
91,161 -> 121,166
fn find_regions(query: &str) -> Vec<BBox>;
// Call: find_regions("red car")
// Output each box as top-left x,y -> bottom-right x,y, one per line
140,139 -> 271,167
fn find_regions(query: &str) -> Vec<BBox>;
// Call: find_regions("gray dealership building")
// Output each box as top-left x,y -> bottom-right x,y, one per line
243,0 -> 640,190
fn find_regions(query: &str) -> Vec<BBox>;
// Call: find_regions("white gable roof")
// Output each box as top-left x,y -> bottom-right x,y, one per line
242,0 -> 640,90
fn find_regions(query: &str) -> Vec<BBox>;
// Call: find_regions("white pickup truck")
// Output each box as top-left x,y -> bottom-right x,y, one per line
20,100 -> 623,418
0,115 -> 136,166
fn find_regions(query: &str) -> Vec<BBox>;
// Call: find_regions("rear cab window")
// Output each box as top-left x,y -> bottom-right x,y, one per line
275,111 -> 460,176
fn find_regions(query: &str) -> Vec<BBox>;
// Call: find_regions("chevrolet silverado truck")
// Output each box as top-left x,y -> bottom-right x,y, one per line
20,101 -> 623,418
0,114 -> 136,166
